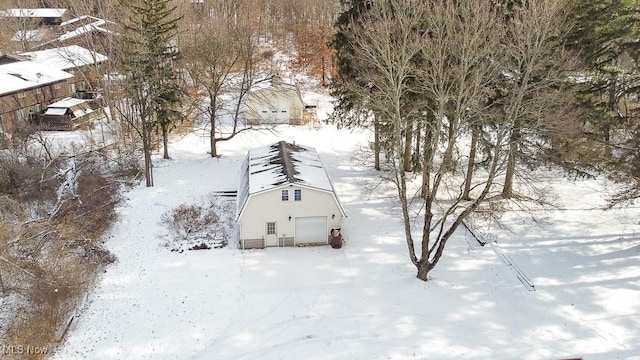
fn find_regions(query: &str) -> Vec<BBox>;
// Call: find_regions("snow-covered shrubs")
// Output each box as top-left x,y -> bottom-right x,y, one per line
161,195 -> 235,252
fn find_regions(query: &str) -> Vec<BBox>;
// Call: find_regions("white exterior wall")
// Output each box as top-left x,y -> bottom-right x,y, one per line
244,88 -> 303,125
239,185 -> 343,244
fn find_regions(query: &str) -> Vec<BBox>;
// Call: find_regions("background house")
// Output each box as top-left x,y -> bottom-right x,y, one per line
236,141 -> 346,249
21,44 -> 108,96
0,55 -> 72,136
35,15 -> 118,52
1,10 -> 117,53
242,76 -> 305,125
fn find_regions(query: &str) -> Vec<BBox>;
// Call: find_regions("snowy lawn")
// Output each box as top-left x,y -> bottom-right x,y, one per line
52,123 -> 640,360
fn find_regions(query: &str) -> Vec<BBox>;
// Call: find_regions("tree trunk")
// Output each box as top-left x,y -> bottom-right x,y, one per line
162,124 -> 170,159
321,56 -> 327,86
462,125 -> 478,200
211,135 -> 218,157
416,261 -> 430,281
143,124 -> 154,187
413,121 -> 421,171
442,112 -> 457,172
374,113 -> 381,171
502,120 -> 522,198
403,119 -> 413,172
421,122 -> 434,198
0,269 -> 5,294
144,148 -> 153,187
210,96 -> 218,157
502,138 -> 517,198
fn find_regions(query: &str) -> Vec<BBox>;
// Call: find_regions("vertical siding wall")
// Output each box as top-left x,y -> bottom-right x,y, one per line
0,80 -> 69,134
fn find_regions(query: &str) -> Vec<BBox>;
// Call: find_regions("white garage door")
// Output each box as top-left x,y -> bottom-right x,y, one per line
295,216 -> 327,244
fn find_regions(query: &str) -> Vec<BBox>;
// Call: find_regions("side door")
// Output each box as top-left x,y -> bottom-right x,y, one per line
265,221 -> 278,247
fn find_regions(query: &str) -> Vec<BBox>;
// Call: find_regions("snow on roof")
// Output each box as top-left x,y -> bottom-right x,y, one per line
250,75 -> 298,92
20,45 -> 108,70
45,97 -> 93,118
57,18 -> 115,42
250,141 -> 332,193
44,107 -> 67,116
236,141 -> 345,219
0,60 -> 73,96
1,8 -> 66,18
47,97 -> 87,108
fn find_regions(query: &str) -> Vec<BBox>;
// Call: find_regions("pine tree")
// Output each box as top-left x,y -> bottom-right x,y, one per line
331,0 -> 388,170
117,0 -> 184,186
567,0 -> 640,205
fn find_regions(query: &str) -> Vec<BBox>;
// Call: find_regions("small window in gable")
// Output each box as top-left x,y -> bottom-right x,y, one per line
294,189 -> 302,201
281,189 -> 289,201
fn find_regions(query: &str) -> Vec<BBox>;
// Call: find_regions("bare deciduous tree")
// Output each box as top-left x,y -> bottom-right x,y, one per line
497,0 -> 578,198
180,10 -> 259,157
334,0 -> 570,281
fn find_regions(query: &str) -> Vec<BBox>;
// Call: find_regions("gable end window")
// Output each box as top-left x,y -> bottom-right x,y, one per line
281,189 -> 289,201
294,189 -> 302,201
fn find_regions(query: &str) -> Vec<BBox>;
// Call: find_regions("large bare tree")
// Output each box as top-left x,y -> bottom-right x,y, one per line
497,0 -> 578,198
333,0 -> 575,281
180,3 -> 260,157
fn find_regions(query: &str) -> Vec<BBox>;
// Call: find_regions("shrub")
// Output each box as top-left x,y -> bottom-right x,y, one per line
161,196 -> 235,252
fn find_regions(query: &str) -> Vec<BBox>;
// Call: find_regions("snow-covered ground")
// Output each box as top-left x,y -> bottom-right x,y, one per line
50,95 -> 639,359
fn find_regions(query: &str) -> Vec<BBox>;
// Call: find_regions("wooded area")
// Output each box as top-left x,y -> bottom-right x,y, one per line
331,0 -> 640,280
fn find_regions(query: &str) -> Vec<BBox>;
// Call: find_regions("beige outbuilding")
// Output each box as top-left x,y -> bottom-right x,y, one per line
242,76 -> 305,125
236,141 -> 346,249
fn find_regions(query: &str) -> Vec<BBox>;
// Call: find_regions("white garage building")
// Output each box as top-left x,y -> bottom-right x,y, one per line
242,76 -> 305,125
236,141 -> 346,249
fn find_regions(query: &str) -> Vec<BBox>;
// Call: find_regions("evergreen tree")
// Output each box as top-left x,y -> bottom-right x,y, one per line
117,0 -> 184,186
567,0 -> 640,205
